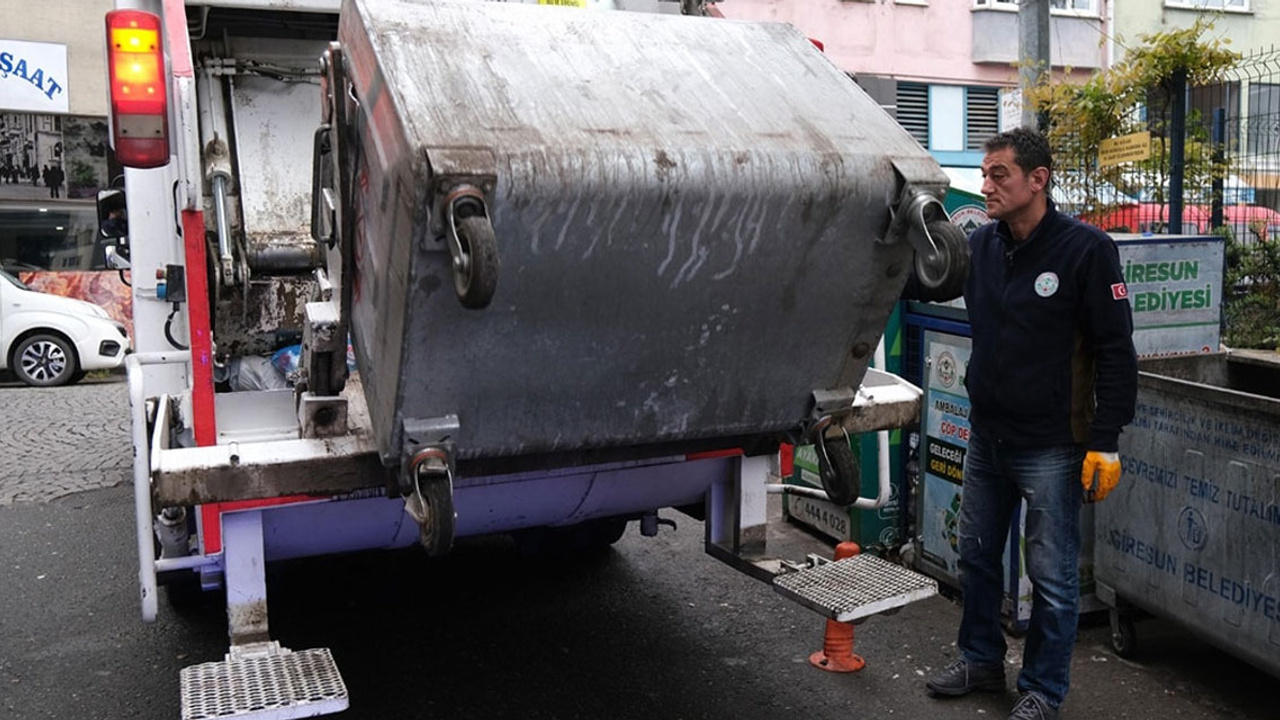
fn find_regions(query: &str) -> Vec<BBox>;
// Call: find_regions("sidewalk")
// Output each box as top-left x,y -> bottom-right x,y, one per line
0,182 -> 74,202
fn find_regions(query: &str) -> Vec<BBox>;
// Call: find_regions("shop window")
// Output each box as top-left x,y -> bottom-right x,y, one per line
0,204 -> 107,273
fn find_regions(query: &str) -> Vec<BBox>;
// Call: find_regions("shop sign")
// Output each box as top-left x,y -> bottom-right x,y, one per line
1,39 -> 68,114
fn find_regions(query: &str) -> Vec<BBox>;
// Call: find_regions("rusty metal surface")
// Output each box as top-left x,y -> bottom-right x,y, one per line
836,368 -> 923,434
228,53 -> 327,248
152,436 -> 385,506
156,376 -> 381,506
246,233 -> 323,274
187,38 -> 331,357
212,276 -> 315,357
339,0 -> 945,466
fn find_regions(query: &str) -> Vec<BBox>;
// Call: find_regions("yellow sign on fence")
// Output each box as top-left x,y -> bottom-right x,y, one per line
539,0 -> 589,6
1099,132 -> 1152,167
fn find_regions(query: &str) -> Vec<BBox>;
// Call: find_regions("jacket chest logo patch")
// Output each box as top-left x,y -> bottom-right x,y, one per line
1034,272 -> 1059,297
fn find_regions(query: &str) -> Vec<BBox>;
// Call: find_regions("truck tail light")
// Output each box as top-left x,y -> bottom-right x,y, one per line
106,10 -> 170,169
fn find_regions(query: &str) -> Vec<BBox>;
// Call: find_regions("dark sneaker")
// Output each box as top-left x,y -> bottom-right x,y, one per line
925,658 -> 1006,697
1008,692 -> 1058,720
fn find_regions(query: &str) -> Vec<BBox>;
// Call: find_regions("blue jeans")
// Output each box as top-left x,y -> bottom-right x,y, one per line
957,430 -> 1085,708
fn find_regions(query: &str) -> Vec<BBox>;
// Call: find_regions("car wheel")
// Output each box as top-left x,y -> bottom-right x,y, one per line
14,334 -> 79,387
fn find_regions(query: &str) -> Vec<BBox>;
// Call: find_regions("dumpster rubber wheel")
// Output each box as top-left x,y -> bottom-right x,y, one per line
416,473 -> 456,557
817,436 -> 860,506
908,219 -> 970,303
453,215 -> 499,309
1110,608 -> 1138,658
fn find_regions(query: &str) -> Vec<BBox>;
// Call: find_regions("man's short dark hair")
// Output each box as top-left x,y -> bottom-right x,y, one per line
983,127 -> 1053,178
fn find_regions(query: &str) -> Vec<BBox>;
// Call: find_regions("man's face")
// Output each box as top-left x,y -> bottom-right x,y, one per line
980,147 -> 1046,221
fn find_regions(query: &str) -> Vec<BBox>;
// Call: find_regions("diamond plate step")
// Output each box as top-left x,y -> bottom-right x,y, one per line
181,642 -> 349,720
773,554 -> 938,623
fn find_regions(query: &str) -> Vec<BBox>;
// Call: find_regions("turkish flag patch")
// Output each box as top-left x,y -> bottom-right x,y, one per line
1111,283 -> 1129,300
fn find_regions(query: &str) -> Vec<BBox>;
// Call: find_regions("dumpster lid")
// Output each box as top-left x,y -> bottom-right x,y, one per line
347,0 -> 940,183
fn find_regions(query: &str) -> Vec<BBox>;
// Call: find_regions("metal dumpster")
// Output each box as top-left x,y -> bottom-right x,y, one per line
326,0 -> 960,471
1096,351 -> 1280,677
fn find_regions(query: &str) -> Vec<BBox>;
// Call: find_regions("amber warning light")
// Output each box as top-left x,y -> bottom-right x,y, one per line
105,10 -> 170,168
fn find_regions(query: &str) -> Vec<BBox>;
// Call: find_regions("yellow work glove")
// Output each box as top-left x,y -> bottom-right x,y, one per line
1082,451 -> 1121,503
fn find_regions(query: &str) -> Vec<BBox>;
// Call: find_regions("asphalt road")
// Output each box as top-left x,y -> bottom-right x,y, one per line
0,378 -> 1276,719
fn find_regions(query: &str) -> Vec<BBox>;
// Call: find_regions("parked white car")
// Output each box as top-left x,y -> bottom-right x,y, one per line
1,270 -> 130,386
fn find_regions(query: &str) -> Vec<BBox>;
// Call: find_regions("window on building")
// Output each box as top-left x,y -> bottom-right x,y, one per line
1139,81 -> 1254,206
1050,0 -> 1097,12
897,82 -> 930,147
1145,81 -> 1241,150
895,82 -> 1001,154
1189,81 -> 1241,149
967,87 -> 1000,150
974,0 -> 1098,13
1246,83 -> 1280,157
1164,0 -> 1248,10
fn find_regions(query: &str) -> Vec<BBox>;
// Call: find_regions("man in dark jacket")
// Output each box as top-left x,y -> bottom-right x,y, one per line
925,128 -> 1138,720
47,164 -> 64,199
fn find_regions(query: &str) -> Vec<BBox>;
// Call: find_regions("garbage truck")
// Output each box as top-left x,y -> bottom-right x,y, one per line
101,0 -> 969,716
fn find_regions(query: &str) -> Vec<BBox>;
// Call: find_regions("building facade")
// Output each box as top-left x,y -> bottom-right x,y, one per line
1110,0 -> 1280,212
1,0 -> 113,197
719,0 -> 1109,174
0,0 -> 129,326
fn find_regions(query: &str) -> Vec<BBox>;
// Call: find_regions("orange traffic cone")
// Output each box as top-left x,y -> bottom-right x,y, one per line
809,541 -> 866,673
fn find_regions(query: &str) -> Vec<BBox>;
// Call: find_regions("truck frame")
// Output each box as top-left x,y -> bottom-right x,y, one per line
103,1 -> 966,716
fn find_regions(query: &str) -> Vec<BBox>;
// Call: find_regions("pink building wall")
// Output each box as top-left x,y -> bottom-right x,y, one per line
719,0 -> 1029,87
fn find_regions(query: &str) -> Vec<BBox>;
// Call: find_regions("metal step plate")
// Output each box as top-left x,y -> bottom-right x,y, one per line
773,554 -> 938,623
181,643 -> 349,720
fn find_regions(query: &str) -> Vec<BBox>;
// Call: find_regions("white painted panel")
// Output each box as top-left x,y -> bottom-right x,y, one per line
929,85 -> 964,152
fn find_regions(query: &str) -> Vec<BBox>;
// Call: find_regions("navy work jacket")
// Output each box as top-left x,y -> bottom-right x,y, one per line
964,202 -> 1138,452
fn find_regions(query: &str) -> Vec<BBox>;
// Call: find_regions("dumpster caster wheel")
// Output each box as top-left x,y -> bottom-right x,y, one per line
908,220 -> 970,302
451,215 -> 499,309
1110,608 -> 1137,658
413,475 -> 455,556
817,434 -> 859,506
405,449 -> 457,557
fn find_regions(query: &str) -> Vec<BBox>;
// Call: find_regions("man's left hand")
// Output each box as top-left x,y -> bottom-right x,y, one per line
1082,451 -> 1121,503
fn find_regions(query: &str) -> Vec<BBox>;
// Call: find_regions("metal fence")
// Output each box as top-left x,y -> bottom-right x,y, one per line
1138,46 -> 1280,243
1045,46 -> 1280,348
1186,47 -> 1280,348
